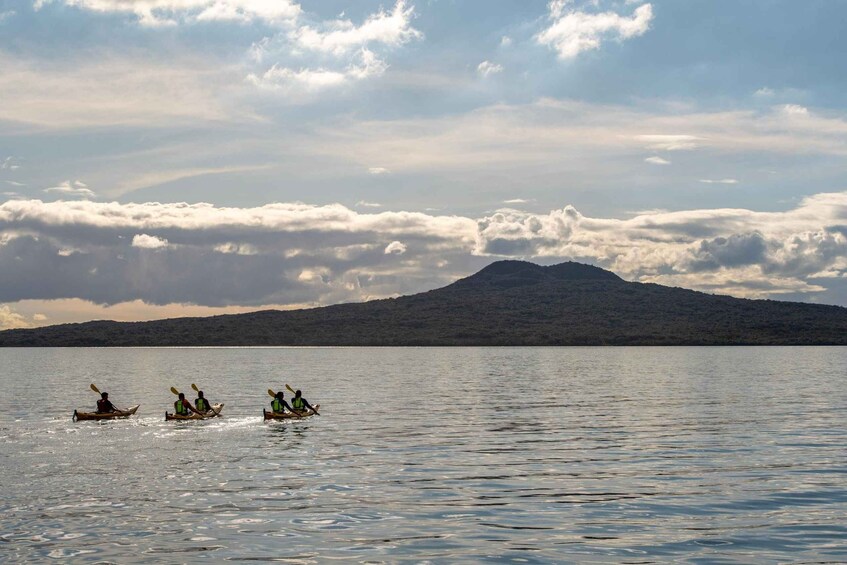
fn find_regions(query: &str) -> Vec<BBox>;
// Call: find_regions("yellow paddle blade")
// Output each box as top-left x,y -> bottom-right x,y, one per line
170,386 -> 180,395
285,384 -> 295,394
90,383 -> 100,394
191,383 -> 199,392
267,389 -> 277,397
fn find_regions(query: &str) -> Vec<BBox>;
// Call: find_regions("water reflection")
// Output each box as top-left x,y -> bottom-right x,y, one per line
1,347 -> 846,563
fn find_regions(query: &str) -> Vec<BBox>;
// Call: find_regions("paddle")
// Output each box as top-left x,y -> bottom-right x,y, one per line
190,383 -> 215,414
90,383 -> 126,412
286,384 -> 319,416
169,386 -> 202,417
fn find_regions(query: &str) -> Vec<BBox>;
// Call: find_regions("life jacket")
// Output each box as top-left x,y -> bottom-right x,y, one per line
174,399 -> 189,415
292,397 -> 305,410
97,399 -> 111,413
271,398 -> 284,413
196,398 -> 208,412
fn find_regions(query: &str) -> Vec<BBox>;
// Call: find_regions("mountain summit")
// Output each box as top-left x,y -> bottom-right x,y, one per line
1,260 -> 846,346
451,260 -> 622,289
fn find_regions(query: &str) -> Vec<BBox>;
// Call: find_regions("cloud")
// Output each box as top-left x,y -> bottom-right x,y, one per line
289,0 -> 421,56
2,157 -> 21,170
644,156 -> 670,165
37,0 -> 302,27
356,200 -> 383,208
0,53 -> 247,128
537,2 -> 654,59
368,167 -> 390,175
1,194 -> 847,311
477,61 -> 504,77
636,134 -> 702,151
247,2 -> 420,96
247,48 -> 387,92
500,35 -> 512,47
699,178 -> 738,184
317,99 -> 847,187
44,180 -> 96,199
132,233 -> 170,249
0,199 -> 477,307
0,304 -> 30,330
781,104 -> 810,117
32,313 -> 48,321
384,241 -> 407,255
503,198 -> 531,204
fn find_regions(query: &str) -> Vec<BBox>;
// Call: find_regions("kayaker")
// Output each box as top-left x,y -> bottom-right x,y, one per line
174,392 -> 202,416
291,390 -> 317,414
270,391 -> 295,414
96,392 -> 117,413
194,390 -> 213,413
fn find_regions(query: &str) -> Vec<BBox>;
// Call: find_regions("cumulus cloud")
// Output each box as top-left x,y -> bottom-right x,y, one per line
44,180 -> 96,199
781,104 -> 810,117
132,234 -> 170,249
247,47 -> 388,92
537,1 -> 653,59
37,0 -> 302,27
246,1 -> 420,96
644,156 -> 670,165
1,195 -> 846,311
0,304 -> 30,330
289,0 -> 421,55
384,241 -> 407,255
477,60 -> 504,77
0,199 -> 477,307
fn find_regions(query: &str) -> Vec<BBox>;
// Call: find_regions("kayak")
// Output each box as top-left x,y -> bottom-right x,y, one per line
73,405 -> 140,421
263,404 -> 320,420
165,403 -> 224,421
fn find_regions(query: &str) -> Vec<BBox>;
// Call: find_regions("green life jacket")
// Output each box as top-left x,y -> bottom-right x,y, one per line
175,400 -> 189,415
271,398 -> 284,413
196,398 -> 208,412
292,397 -> 305,410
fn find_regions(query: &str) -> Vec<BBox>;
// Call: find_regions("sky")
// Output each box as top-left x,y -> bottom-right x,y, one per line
2,0 -> 847,329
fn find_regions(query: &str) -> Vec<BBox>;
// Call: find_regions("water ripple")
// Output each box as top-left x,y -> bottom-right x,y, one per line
1,346 -> 846,563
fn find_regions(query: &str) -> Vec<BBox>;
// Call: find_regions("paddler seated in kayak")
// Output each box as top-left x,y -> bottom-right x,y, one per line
173,392 -> 203,417
270,391 -> 295,415
290,389 -> 317,414
96,392 -> 118,413
194,390 -> 214,414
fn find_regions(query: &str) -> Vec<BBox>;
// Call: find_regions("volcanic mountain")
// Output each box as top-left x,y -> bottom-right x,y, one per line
2,260 -> 846,346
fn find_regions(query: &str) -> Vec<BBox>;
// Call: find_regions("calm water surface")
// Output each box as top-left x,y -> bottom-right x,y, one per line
1,347 -> 845,563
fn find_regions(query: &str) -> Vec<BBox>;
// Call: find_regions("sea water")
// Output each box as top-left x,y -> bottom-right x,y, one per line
1,347 -> 845,563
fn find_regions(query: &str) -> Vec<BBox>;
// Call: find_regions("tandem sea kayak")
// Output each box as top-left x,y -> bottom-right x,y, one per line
73,405 -> 140,421
165,403 -> 224,421
263,404 -> 320,420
